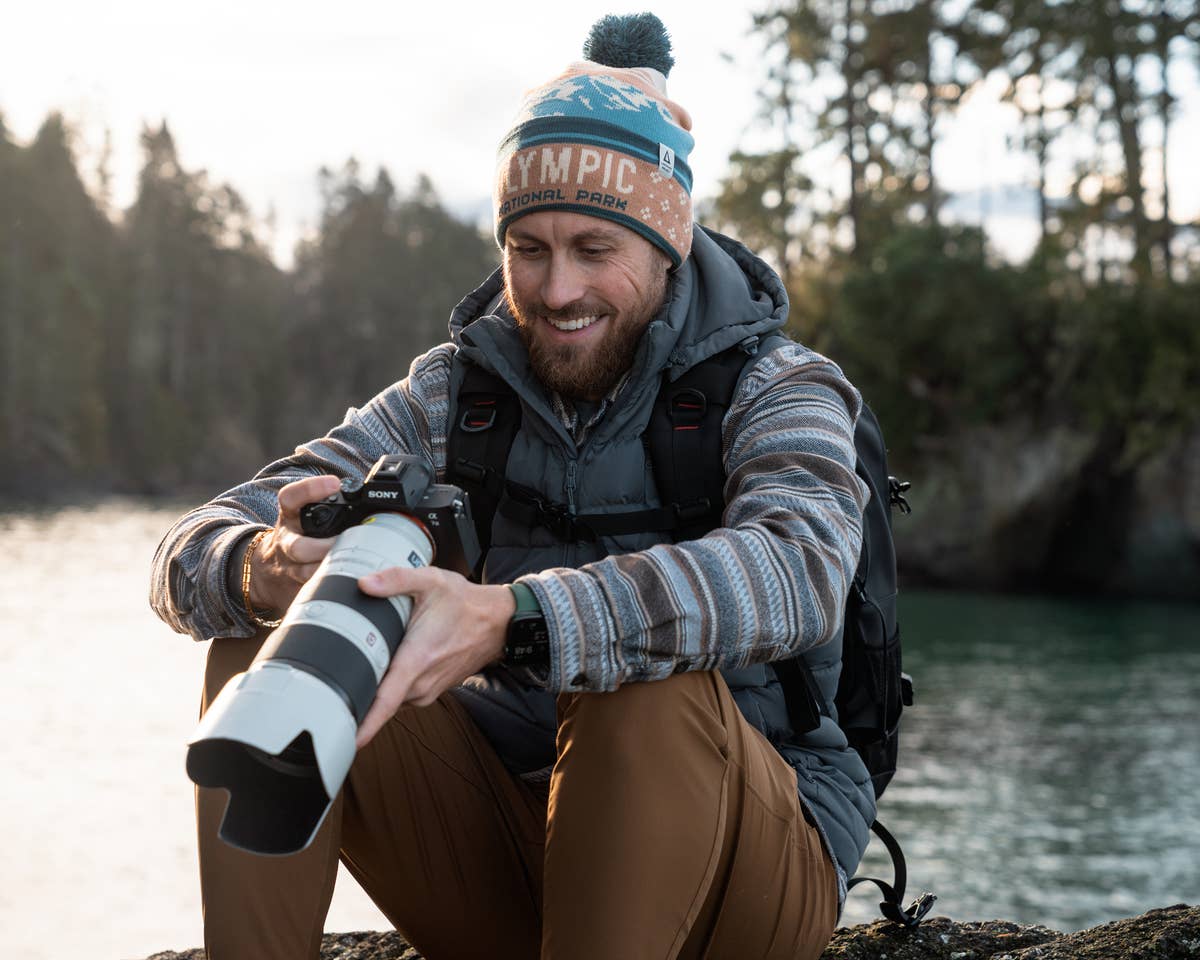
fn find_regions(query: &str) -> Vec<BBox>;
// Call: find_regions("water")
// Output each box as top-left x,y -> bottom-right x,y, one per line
1,504 -> 1197,958
843,590 -> 1200,929
0,502 -> 390,960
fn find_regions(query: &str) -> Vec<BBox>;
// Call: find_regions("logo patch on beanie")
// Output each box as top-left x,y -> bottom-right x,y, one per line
658,143 -> 675,179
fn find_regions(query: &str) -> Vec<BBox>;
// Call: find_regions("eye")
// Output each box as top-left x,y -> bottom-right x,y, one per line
509,243 -> 543,259
580,246 -> 609,259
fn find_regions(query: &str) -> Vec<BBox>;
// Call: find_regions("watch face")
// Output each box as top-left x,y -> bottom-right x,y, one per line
507,614 -> 550,667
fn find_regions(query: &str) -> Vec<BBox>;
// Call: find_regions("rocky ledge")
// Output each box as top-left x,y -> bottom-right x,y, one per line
146,903 -> 1199,959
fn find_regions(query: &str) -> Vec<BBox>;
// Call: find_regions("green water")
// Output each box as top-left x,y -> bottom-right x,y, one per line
843,589 -> 1200,930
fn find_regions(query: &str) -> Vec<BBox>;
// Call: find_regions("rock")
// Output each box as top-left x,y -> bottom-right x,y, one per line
144,930 -> 421,960
821,905 -> 1199,960
896,418 -> 1100,591
1005,905 -> 1200,959
820,916 -> 1063,960
1118,429 -> 1200,601
143,904 -> 1198,959
307,931 -> 421,959
896,417 -> 1200,600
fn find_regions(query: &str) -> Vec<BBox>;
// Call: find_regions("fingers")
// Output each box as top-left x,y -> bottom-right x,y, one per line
277,475 -> 342,531
292,560 -> 325,583
356,665 -> 411,749
277,530 -> 333,567
358,564 -> 448,599
352,572 -> 512,749
249,477 -> 339,612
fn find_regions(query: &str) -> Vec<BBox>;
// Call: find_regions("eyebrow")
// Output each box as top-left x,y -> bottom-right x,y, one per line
506,226 -> 625,244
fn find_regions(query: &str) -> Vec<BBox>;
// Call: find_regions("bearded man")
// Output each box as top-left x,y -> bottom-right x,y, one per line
152,13 -> 875,960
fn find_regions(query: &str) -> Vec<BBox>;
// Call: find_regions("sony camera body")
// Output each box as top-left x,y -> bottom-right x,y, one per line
300,455 -> 479,577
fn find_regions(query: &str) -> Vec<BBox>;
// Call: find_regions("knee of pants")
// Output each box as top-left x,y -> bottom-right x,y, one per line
557,670 -> 731,769
201,632 -> 270,715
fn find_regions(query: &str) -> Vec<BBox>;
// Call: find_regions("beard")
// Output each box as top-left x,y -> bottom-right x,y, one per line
505,271 -> 668,402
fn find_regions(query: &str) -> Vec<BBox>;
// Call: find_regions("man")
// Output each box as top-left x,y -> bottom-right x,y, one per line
151,14 -> 874,960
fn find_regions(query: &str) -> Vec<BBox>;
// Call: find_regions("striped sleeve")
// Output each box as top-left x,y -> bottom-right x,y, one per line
149,344 -> 456,642
522,343 -> 869,693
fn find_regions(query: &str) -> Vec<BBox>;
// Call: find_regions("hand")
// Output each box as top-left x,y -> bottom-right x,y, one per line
353,566 -> 515,748
249,474 -> 343,615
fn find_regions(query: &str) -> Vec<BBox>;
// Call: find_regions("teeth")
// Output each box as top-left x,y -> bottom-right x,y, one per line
548,314 -> 600,332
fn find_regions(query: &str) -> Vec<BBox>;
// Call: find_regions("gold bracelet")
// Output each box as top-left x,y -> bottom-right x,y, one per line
242,529 -> 282,629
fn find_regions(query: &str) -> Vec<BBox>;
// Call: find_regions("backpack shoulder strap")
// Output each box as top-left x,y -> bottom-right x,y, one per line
445,354 -> 523,574
641,334 -> 789,542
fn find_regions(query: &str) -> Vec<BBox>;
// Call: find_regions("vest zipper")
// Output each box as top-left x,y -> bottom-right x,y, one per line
565,459 -> 579,515
559,458 -> 578,568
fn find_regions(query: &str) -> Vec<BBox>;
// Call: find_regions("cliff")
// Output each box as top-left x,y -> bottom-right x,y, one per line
896,422 -> 1200,601
143,903 -> 1199,959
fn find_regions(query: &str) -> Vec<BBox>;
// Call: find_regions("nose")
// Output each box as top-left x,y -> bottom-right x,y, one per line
540,255 -> 586,311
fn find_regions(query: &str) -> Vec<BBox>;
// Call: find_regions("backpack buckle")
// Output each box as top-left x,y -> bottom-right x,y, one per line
460,401 -> 497,433
508,484 -> 596,543
453,458 -> 488,486
669,388 -> 706,431
881,892 -> 936,929
674,498 -> 712,522
542,502 -> 595,543
888,476 -> 912,514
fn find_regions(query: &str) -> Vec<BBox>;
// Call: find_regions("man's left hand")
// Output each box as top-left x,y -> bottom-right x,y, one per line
353,567 -> 515,748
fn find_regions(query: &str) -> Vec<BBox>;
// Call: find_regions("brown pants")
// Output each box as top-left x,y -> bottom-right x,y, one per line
197,635 -> 838,960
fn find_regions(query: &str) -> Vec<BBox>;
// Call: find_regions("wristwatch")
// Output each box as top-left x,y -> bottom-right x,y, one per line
504,582 -> 550,670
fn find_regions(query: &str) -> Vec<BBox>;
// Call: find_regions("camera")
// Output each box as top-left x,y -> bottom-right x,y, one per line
298,455 -> 479,576
186,455 -> 480,856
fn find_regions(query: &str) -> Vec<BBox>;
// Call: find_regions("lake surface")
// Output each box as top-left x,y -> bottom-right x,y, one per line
861,589 -> 1200,930
1,502 -> 1197,958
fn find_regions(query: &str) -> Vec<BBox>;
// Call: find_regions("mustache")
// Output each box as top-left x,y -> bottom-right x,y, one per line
505,291 -> 610,325
532,304 -> 608,323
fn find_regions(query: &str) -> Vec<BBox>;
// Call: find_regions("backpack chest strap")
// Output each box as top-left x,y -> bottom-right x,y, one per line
447,341 -> 765,555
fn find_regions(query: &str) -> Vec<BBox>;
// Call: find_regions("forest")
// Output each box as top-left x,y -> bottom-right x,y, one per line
2,1 -> 1197,594
0,118 -> 495,496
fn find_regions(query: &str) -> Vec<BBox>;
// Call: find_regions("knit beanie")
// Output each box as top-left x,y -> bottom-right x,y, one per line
494,13 -> 695,267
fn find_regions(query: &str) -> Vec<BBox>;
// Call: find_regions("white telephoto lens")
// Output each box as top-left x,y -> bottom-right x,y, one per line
186,511 -> 434,855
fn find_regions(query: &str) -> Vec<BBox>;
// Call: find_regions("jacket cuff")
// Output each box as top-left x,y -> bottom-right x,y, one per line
210,524 -> 270,639
521,572 -> 621,693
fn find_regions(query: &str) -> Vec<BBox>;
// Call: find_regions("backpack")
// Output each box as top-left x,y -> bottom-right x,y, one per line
446,336 -> 934,927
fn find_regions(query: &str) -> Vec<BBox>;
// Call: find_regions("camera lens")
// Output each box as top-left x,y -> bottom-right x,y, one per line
187,513 -> 435,854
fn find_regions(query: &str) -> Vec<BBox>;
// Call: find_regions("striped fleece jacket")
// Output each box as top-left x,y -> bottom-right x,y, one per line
150,225 -> 876,895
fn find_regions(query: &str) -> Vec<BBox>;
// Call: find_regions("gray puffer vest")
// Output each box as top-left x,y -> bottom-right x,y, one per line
446,226 -> 874,887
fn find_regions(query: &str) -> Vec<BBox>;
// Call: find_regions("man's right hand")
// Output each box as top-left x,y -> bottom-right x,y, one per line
248,474 -> 343,616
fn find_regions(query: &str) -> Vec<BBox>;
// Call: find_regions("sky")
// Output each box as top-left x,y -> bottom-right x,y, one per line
2,0 -> 1198,267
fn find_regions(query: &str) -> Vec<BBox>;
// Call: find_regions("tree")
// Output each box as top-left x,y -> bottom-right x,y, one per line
0,113 -> 116,491
288,163 -> 496,438
118,121 -> 291,489
958,0 -> 1200,281
713,0 -> 978,282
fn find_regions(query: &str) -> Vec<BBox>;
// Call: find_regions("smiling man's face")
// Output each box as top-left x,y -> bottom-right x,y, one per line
503,210 -> 670,402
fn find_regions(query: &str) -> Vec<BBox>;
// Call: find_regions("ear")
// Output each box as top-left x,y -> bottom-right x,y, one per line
657,246 -> 676,275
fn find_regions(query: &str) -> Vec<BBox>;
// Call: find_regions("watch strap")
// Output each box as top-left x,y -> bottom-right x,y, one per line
508,581 -> 541,615
504,581 -> 550,673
